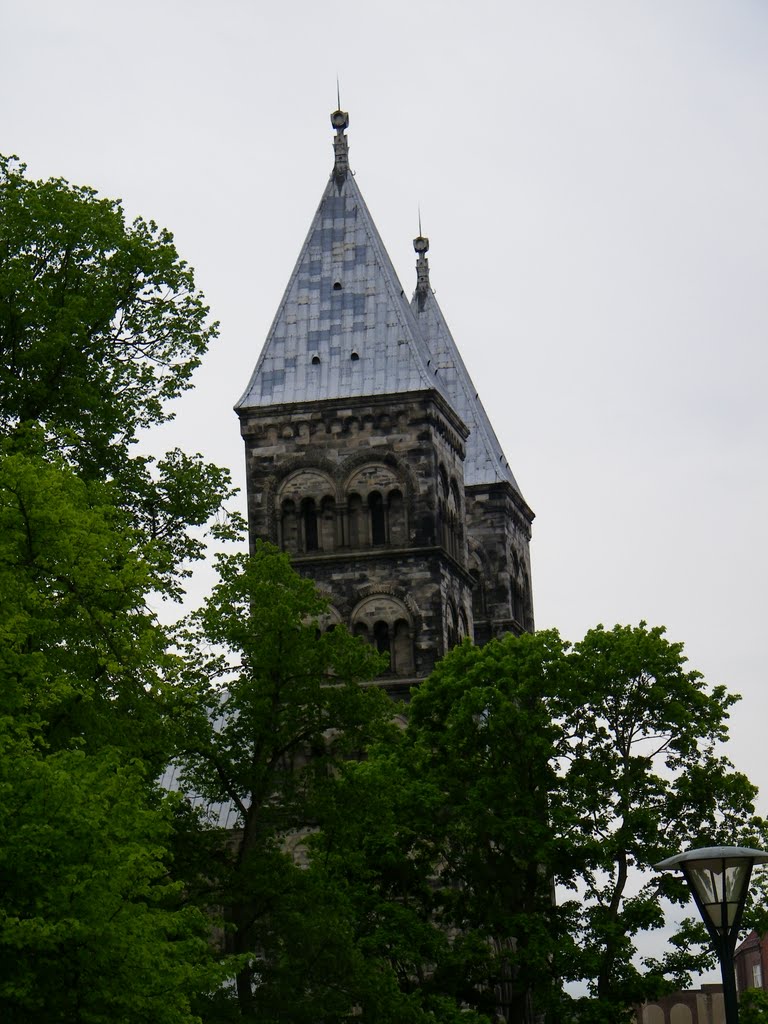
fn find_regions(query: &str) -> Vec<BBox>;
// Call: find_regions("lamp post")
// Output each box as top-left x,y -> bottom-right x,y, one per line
655,846 -> 768,1024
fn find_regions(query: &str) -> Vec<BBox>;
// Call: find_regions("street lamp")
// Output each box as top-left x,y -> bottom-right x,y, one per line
655,846 -> 768,1024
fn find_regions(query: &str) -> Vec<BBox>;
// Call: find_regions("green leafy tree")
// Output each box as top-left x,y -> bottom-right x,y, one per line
551,622 -> 760,1021
741,987 -> 768,1024
313,630 -> 572,1024
0,154 -> 210,472
0,155 -> 239,595
0,380 -> 228,1024
173,543 -> 395,1021
0,154 -> 235,1019
314,624 -> 762,1024
0,738 -> 220,1024
0,440 -> 175,763
404,630 -> 570,1023
307,736 -> 497,1024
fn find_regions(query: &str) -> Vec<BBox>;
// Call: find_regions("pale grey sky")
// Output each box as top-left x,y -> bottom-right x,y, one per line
3,0 -> 767,978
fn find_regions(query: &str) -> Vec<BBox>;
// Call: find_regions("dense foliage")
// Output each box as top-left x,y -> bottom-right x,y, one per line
0,744 -> 218,1023
312,626 -> 764,1023
550,623 -> 761,1020
0,155 -> 240,599
172,544 -> 394,1020
741,988 -> 768,1024
0,156 -> 233,1022
0,154 -> 211,471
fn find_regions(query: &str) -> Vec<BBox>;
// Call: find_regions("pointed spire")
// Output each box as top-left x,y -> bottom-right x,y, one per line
410,232 -> 524,493
330,89 -> 349,185
413,211 -> 430,311
236,133 -> 447,412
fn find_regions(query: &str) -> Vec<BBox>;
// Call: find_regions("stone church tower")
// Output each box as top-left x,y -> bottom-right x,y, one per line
235,110 -> 534,693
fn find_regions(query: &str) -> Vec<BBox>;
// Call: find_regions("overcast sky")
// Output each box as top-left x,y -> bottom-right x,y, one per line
4,0 -> 767,979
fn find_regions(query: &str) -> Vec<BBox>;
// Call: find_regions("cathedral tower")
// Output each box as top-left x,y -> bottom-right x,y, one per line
235,110 -> 534,691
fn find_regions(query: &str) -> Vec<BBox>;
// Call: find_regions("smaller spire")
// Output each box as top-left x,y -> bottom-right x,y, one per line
413,213 -> 430,311
330,94 -> 349,185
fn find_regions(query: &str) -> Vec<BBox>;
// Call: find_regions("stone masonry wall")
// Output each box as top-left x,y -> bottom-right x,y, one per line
238,389 -> 475,681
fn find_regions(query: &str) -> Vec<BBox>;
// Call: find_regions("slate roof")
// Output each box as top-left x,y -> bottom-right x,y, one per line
411,283 -> 521,491
235,167 -> 451,410
236,112 -> 524,499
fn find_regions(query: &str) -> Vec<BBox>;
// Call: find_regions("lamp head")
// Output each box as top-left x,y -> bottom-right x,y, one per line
655,846 -> 768,946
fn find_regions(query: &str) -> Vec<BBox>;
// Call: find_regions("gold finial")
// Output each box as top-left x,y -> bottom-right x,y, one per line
330,77 -> 348,132
414,204 -> 429,253
330,108 -> 349,131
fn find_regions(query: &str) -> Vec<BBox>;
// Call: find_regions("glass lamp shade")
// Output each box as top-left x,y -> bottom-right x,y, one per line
655,846 -> 768,940
682,857 -> 751,934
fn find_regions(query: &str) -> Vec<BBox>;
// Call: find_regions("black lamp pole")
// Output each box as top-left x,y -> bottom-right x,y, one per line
655,846 -> 768,1024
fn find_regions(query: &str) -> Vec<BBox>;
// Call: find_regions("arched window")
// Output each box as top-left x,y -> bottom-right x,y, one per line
392,619 -> 414,676
522,570 -> 533,632
347,493 -> 364,548
458,609 -> 468,641
388,489 -> 406,546
445,477 -> 462,560
439,465 -> 449,499
301,497 -> 318,552
510,549 -> 523,622
450,478 -> 462,516
471,570 -> 486,620
511,580 -> 522,623
351,595 -> 415,679
346,463 -> 408,549
280,499 -> 298,553
369,491 -> 386,545
319,496 -> 336,551
373,621 -> 390,662
448,510 -> 457,558
276,468 -> 335,555
437,467 -> 463,559
446,601 -> 458,651
438,497 -> 447,549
